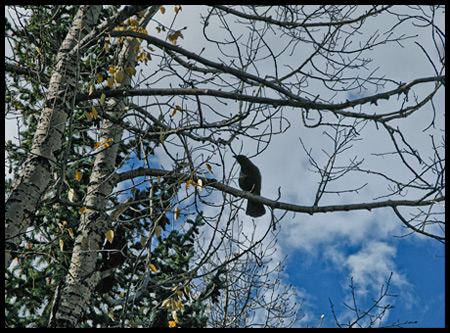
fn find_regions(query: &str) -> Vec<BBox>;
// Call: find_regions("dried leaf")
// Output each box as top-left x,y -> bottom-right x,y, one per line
140,236 -> 147,248
126,66 -> 136,77
106,229 -> 114,244
108,66 -> 117,74
168,30 -> 184,45
174,207 -> 181,221
75,170 -> 82,182
67,228 -> 75,239
68,188 -> 75,202
114,68 -> 125,83
100,93 -> 106,106
107,76 -> 114,88
155,225 -> 162,238
206,163 -> 213,174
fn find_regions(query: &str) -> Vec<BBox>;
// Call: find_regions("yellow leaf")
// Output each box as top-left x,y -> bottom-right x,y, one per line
79,206 -> 87,214
108,66 -> 117,74
174,207 -> 181,221
115,68 -> 125,83
94,142 -> 102,149
155,225 -> 162,238
159,6 -> 165,14
112,200 -> 130,219
162,298 -> 171,309
106,229 -> 114,244
85,111 -> 92,121
59,238 -> 64,252
168,30 -> 184,45
67,228 -> 75,239
108,310 -> 115,320
185,179 -> 192,190
171,106 -> 182,117
92,106 -> 98,119
75,171 -> 82,182
35,46 -> 42,57
89,84 -> 94,96
100,93 -> 106,106
174,5 -> 182,14
107,76 -> 114,88
57,222 -> 64,232
184,286 -> 191,298
168,321 -> 176,328
126,66 -> 136,77
206,163 -> 213,174
149,263 -> 157,273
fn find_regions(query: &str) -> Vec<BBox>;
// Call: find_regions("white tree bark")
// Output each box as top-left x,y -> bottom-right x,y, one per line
51,8 -> 159,327
5,6 -> 102,269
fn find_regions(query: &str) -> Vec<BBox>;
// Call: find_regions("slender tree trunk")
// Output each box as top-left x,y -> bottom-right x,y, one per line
50,8 -> 159,327
5,6 -> 102,269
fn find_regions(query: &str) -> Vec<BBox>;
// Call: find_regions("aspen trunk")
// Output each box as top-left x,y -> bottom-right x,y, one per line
5,5 -> 102,269
50,8 -> 158,327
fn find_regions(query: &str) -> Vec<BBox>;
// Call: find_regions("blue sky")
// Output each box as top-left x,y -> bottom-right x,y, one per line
5,5 -> 444,328
283,224 -> 445,327
151,5 -> 445,327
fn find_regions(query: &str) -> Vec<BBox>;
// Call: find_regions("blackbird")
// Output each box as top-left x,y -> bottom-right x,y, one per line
233,155 -> 266,217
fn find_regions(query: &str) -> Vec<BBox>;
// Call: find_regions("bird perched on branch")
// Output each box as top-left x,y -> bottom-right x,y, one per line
233,155 -> 266,217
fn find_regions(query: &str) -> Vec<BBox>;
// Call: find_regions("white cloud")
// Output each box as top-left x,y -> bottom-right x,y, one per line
341,242 -> 404,293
